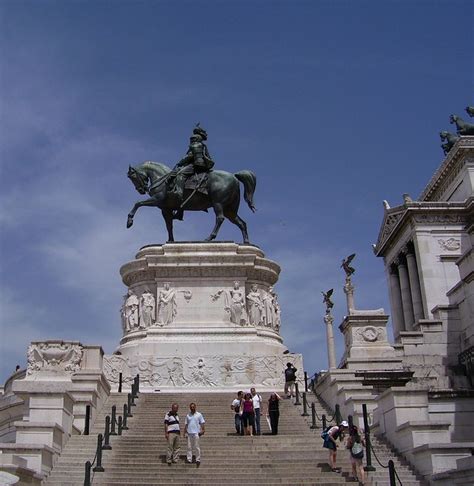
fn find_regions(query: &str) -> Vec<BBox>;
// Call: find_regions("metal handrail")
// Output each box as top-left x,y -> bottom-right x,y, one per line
83,373 -> 140,485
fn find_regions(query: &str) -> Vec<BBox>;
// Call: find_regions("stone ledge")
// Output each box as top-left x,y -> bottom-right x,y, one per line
0,443 -> 55,453
428,389 -> 474,399
412,441 -> 474,453
13,422 -> 65,433
395,420 -> 451,432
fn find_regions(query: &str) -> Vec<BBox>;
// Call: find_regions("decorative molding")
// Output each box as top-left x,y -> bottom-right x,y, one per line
27,341 -> 83,376
103,354 -> 301,388
438,238 -> 461,252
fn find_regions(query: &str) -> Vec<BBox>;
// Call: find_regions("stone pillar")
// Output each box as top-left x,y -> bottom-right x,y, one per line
397,257 -> 415,331
324,313 -> 337,369
405,250 -> 424,323
388,265 -> 405,340
343,277 -> 355,314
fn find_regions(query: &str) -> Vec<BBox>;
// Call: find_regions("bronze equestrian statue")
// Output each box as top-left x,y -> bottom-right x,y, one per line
126,125 -> 256,244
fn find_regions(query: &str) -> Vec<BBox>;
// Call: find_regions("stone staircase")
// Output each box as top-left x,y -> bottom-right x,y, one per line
45,391 -> 426,485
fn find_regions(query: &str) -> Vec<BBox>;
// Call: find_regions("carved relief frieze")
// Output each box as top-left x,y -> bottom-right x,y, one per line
103,354 -> 300,388
27,341 -> 83,375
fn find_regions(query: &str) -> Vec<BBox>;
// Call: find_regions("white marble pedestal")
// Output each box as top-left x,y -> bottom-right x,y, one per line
104,242 -> 303,391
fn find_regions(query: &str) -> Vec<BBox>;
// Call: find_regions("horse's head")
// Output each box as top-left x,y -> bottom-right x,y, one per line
466,106 -> 474,117
449,114 -> 459,125
439,131 -> 448,141
128,165 -> 149,195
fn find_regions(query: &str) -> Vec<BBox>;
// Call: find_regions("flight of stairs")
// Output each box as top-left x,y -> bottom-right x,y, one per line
45,391 -> 426,485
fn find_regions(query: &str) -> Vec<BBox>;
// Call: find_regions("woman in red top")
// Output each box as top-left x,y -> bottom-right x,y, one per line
241,393 -> 255,436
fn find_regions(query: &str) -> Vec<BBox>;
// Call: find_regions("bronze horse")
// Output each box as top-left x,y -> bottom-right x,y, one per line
127,161 -> 256,243
450,114 -> 474,136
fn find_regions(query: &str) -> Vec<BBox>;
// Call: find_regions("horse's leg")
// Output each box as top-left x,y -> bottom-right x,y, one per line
225,211 -> 249,245
127,198 -> 158,228
161,209 -> 175,242
206,203 -> 225,241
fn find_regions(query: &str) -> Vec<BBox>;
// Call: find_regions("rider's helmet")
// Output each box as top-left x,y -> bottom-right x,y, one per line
193,124 -> 208,141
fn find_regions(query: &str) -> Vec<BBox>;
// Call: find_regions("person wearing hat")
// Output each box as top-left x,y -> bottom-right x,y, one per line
323,421 -> 348,472
168,124 -> 214,220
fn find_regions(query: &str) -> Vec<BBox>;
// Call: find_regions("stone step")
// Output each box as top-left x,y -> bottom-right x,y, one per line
45,391 -> 424,486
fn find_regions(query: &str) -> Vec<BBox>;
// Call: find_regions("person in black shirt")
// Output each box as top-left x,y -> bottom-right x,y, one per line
284,363 -> 297,398
267,393 -> 282,435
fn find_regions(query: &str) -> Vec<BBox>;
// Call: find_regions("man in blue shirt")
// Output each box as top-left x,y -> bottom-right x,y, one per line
184,402 -> 206,467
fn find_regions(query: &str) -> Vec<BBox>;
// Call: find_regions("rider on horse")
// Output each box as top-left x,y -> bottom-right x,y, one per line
168,124 -> 215,220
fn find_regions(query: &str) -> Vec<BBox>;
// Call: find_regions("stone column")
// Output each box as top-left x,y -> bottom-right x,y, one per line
397,257 -> 415,331
405,250 -> 424,324
343,277 -> 355,314
324,312 -> 337,369
388,265 -> 405,340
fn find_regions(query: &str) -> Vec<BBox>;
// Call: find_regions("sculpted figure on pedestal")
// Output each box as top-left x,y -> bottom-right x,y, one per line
450,114 -> 474,136
157,283 -> 177,326
120,295 -> 128,333
211,281 -> 247,325
262,287 -> 275,328
341,253 -> 356,278
439,130 -> 460,155
126,125 -> 257,243
246,284 -> 264,326
321,288 -> 334,314
273,293 -> 281,332
124,290 -> 140,332
140,289 -> 156,329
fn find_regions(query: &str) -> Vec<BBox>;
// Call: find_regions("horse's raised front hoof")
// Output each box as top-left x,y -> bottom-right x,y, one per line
126,217 -> 134,228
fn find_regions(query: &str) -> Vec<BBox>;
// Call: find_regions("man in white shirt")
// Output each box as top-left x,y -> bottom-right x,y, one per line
250,387 -> 262,435
184,402 -> 205,467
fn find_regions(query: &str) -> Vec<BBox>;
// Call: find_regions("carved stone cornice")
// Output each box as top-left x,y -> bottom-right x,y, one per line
374,198 -> 473,257
120,242 -> 281,287
419,136 -> 474,202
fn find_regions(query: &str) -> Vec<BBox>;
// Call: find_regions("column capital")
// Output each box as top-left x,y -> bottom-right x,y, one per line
324,313 -> 334,325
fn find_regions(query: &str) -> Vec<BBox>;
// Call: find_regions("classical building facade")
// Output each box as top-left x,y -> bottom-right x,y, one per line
316,136 -> 473,484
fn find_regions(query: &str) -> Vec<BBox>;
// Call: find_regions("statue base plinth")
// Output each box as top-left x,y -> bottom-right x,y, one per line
105,242 -> 303,391
338,312 -> 403,370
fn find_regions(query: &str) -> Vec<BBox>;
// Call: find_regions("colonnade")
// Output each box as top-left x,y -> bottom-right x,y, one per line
388,243 -> 425,339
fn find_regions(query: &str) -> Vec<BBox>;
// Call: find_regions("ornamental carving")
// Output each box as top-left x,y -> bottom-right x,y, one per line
438,238 -> 461,251
361,326 -> 379,342
27,341 -> 83,375
354,326 -> 386,344
413,214 -> 465,225
103,354 -> 300,388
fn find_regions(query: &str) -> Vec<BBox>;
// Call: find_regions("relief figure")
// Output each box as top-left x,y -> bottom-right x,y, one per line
211,281 -> 248,325
157,283 -> 177,326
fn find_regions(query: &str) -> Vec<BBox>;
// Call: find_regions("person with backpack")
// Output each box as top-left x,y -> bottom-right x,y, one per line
230,391 -> 243,435
284,362 -> 297,398
322,420 -> 348,472
347,424 -> 366,484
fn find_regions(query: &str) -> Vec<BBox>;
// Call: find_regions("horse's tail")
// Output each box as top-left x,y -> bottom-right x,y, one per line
235,170 -> 257,212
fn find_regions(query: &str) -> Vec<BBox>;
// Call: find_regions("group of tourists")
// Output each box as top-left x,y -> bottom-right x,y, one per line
164,402 -> 205,467
322,421 -> 367,484
231,388 -> 283,436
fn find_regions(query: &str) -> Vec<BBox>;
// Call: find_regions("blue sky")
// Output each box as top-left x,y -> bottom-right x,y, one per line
0,0 -> 472,383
